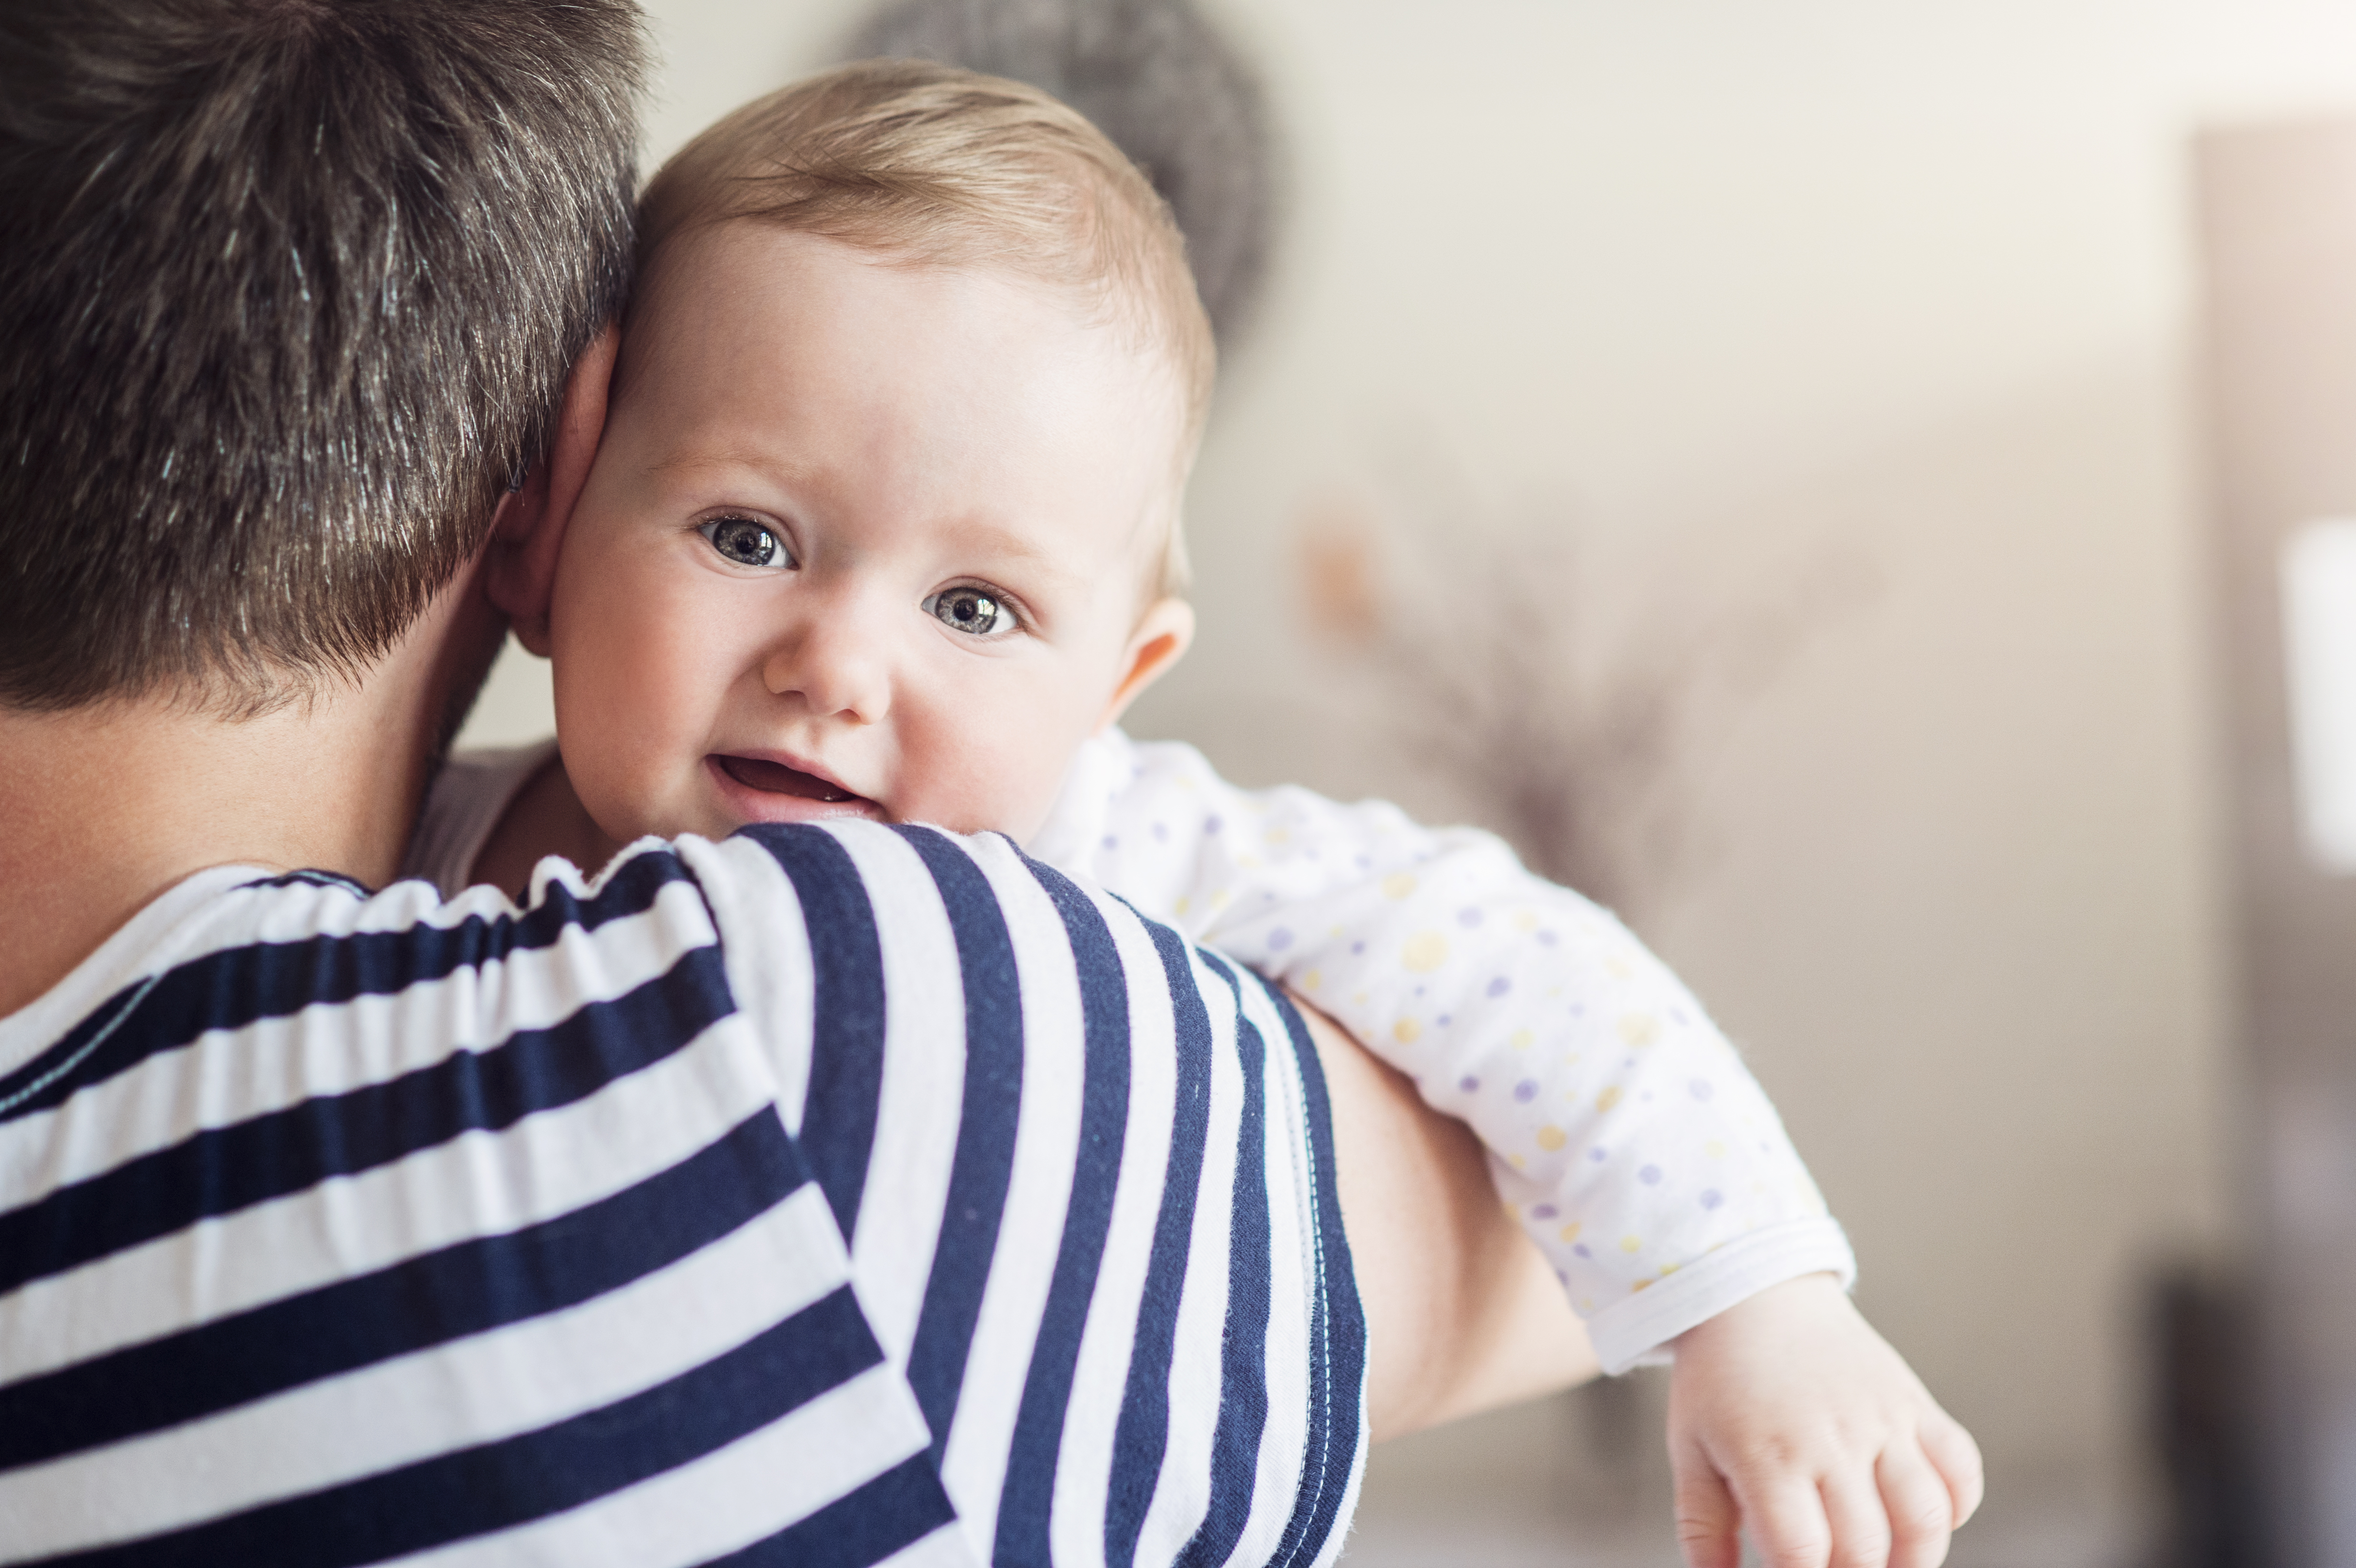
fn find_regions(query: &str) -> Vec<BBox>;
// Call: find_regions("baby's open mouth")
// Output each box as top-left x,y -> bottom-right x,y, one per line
714,754 -> 859,804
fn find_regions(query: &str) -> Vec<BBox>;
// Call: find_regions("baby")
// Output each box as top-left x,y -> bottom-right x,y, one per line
409,60 -> 1981,1568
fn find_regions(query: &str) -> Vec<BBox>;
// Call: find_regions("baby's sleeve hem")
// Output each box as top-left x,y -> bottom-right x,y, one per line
1585,1218 -> 1857,1374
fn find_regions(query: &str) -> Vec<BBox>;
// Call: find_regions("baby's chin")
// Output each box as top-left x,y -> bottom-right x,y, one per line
703,753 -> 887,827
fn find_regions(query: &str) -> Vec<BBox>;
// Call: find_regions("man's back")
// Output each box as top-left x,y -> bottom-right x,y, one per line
0,823 -> 1365,1567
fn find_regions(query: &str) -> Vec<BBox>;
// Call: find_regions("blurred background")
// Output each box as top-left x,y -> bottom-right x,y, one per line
451,3 -> 2356,1562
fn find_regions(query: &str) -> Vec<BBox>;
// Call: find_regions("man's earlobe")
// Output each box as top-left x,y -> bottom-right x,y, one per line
483,323 -> 620,658
1098,597 -> 1196,732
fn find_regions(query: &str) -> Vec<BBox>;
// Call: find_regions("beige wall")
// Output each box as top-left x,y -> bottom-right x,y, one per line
455,0 -> 2356,1548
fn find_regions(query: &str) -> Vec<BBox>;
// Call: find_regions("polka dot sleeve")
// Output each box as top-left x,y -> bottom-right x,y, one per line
1026,730 -> 1856,1372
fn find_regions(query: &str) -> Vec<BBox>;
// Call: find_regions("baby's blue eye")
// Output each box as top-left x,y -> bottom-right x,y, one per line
925,586 -> 1015,637
699,516 -> 788,568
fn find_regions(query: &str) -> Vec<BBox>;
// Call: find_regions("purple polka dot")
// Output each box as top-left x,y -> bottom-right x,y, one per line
1203,815 -> 1222,834
1458,907 -> 1484,927
1513,1079 -> 1539,1103
1589,1147 -> 1608,1162
1532,1204 -> 1559,1220
1152,822 -> 1169,841
1556,1268 -> 1570,1284
1689,1079 -> 1714,1101
1459,1076 -> 1481,1093
1350,941 -> 1366,956
1671,1007 -> 1690,1025
1486,976 -> 1511,998
1102,835 -> 1119,850
1354,854 -> 1372,870
1573,1244 -> 1593,1259
1267,927 -> 1294,952
1537,930 -> 1559,946
1700,1189 -> 1724,1210
1436,1013 -> 1451,1025
1639,1165 -> 1663,1185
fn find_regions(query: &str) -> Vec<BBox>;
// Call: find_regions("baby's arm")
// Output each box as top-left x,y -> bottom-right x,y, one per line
1036,729 -> 1849,1367
1032,730 -> 1980,1564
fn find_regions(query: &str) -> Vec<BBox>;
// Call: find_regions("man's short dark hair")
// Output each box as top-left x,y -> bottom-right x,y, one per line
0,0 -> 645,713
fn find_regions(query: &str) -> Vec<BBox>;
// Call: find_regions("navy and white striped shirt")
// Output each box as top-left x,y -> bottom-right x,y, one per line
0,822 -> 1366,1566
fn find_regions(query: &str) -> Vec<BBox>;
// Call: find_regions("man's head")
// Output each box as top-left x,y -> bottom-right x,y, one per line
0,0 -> 647,716
515,61 -> 1211,847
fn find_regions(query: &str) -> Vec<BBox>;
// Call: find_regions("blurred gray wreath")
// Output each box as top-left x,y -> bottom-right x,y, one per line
841,0 -> 1277,350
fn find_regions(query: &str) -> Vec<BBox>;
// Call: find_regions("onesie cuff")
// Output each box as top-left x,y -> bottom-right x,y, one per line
1583,1218 -> 1857,1374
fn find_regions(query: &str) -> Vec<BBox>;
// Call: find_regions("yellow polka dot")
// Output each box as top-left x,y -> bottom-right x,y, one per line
1631,1279 -> 1653,1293
1596,1086 -> 1623,1113
1536,1124 -> 1567,1152
1210,889 -> 1229,908
1236,855 -> 1262,870
1619,1235 -> 1642,1254
1659,1263 -> 1680,1277
1579,1297 -> 1596,1312
1402,931 -> 1449,973
1558,1221 -> 1582,1243
1705,1140 -> 1727,1159
1510,1029 -> 1534,1050
1604,956 -> 1633,980
1513,910 -> 1540,932
1329,924 -> 1345,937
1562,1052 -> 1582,1066
1382,872 -> 1418,900
1392,1017 -> 1422,1045
1302,970 -> 1322,991
1617,1013 -> 1659,1047
1265,828 -> 1290,847
1173,896 -> 1190,916
1508,1153 -> 1526,1169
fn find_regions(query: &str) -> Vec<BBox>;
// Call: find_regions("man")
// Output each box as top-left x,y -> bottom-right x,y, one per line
0,3 -> 1581,1564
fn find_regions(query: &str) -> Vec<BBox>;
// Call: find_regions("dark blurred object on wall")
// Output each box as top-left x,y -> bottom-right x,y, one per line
2151,1264 -> 2263,1568
843,0 -> 1277,350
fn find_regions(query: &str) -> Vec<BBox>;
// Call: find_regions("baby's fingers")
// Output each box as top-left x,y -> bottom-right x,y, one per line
1735,1475 -> 1835,1568
1670,1446 -> 1743,1568
1875,1443 -> 1956,1568
1819,1469 -> 1894,1568
1920,1410 -> 1985,1528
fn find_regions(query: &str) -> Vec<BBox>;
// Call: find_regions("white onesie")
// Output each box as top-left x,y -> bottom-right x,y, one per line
405,730 -> 1853,1372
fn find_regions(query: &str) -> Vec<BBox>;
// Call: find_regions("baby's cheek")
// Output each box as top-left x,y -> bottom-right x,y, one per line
900,715 -> 1069,838
553,630 -> 709,841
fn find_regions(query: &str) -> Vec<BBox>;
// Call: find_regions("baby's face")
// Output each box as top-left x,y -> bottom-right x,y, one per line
546,223 -> 1184,845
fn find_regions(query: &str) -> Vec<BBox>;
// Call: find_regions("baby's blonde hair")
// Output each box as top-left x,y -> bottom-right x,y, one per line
636,58 -> 1211,596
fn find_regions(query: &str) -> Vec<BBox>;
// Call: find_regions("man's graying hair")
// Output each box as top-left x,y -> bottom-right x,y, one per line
0,0 -> 646,713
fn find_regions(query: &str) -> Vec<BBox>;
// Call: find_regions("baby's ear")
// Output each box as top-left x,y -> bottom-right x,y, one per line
1098,596 -> 1195,732
486,322 -> 619,656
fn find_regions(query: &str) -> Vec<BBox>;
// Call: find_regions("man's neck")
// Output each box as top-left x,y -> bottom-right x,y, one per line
0,566 -> 506,1018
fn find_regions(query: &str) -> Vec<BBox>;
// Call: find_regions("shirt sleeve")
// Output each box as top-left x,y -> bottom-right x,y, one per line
1033,730 -> 1855,1372
676,821 -> 1370,1563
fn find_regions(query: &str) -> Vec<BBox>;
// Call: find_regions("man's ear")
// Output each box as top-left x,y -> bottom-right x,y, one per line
486,322 -> 620,656
1097,596 -> 1195,732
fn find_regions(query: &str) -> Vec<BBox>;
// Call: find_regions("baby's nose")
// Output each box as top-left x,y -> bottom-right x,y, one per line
762,610 -> 892,725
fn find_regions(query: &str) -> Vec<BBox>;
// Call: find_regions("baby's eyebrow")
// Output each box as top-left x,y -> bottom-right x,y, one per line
942,521 -> 1081,587
646,448 -> 777,482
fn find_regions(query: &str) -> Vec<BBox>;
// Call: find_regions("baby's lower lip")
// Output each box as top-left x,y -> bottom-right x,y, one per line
713,754 -> 861,804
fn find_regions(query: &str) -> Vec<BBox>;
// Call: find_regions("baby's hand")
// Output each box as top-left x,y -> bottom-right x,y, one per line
1667,1273 -> 1982,1568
